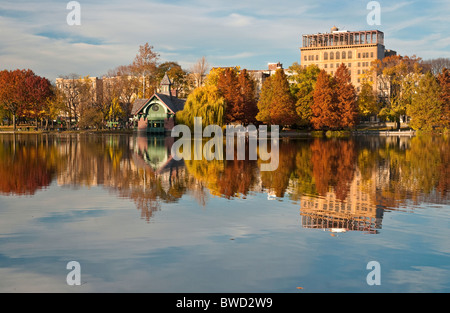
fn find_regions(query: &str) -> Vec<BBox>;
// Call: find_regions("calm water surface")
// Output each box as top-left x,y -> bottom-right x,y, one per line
0,133 -> 449,293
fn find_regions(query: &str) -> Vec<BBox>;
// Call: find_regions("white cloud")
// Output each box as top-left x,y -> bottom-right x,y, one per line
0,0 -> 449,81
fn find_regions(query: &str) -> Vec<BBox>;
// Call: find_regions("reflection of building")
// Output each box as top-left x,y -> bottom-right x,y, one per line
132,135 -> 186,192
300,26 -> 396,92
131,73 -> 186,134
300,169 -> 384,234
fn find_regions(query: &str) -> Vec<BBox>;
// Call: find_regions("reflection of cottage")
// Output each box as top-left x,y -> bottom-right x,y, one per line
131,73 -> 186,133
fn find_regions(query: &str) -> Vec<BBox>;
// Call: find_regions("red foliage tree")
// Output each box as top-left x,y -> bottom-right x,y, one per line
311,65 -> 358,130
0,69 -> 54,130
238,69 -> 258,125
311,70 -> 338,130
217,68 -> 240,124
335,63 -> 358,128
217,68 -> 258,125
438,67 -> 450,128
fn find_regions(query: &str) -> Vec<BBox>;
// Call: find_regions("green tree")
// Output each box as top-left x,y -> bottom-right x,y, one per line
176,85 -> 225,129
408,71 -> 442,131
289,63 -> 320,127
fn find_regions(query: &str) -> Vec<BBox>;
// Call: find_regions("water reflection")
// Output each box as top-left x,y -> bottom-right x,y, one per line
0,133 -> 448,232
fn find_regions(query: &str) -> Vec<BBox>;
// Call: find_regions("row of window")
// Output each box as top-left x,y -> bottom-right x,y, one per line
304,51 -> 375,61
319,63 -> 371,70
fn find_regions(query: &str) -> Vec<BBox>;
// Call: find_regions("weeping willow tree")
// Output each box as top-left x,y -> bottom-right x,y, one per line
176,84 -> 226,129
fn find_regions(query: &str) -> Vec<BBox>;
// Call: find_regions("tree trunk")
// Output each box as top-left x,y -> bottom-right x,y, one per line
13,113 -> 16,131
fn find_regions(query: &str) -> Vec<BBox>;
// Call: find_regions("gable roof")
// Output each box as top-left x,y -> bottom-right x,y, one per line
131,93 -> 186,116
131,98 -> 150,115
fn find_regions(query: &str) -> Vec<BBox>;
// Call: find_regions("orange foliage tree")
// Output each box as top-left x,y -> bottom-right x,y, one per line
311,65 -> 358,130
256,69 -> 297,127
438,68 -> 450,128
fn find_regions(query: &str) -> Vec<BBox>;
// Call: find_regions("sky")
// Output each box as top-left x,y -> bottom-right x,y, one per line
0,0 -> 449,82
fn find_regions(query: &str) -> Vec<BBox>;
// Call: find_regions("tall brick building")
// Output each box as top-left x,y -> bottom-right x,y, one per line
300,26 -> 396,93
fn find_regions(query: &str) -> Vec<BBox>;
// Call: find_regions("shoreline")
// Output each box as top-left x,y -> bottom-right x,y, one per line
0,128 -> 444,137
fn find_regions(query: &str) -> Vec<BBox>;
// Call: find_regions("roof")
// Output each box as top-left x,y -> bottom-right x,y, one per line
131,98 -> 150,115
160,72 -> 172,85
131,93 -> 186,116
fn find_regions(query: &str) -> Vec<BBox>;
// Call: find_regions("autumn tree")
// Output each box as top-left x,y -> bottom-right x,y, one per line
311,70 -> 338,130
0,69 -> 53,130
191,56 -> 209,88
370,55 -> 424,128
216,68 -> 258,126
217,67 -> 239,123
23,74 -> 54,128
237,69 -> 258,125
334,63 -> 358,128
423,58 -> 450,75
176,85 -> 225,129
157,62 -> 189,97
0,69 -> 32,130
256,69 -> 297,127
407,71 -> 442,131
289,63 -> 321,127
131,43 -> 160,98
438,68 -> 450,128
357,82 -> 379,118
57,73 -> 82,129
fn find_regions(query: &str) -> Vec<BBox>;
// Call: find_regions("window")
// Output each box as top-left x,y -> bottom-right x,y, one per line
336,52 -> 340,59
324,64 -> 328,68
358,53 -> 361,58
324,52 -> 328,60
342,51 -> 346,59
348,63 -> 351,67
316,55 -> 319,61
358,62 -> 361,67
348,51 -> 352,59
358,70 -> 361,74
330,52 -> 334,60
330,63 -> 334,68
304,55 -> 307,61
371,52 -> 374,58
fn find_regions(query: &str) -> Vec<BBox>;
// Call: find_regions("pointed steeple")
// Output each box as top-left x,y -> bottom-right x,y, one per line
160,72 -> 172,96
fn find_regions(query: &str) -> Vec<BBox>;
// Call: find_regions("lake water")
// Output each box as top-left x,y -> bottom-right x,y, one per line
0,133 -> 449,293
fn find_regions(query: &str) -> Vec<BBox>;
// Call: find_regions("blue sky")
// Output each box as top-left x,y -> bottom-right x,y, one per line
0,0 -> 449,82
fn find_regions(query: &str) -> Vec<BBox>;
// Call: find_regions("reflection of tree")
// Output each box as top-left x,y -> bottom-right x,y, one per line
184,146 -> 259,200
437,135 -> 450,197
310,138 -> 357,201
0,135 -> 63,195
259,141 -> 297,198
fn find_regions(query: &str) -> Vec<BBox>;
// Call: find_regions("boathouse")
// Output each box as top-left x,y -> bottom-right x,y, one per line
131,73 -> 186,134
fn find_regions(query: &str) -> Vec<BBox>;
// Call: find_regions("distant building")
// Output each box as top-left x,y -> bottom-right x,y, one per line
131,73 -> 186,134
300,26 -> 396,93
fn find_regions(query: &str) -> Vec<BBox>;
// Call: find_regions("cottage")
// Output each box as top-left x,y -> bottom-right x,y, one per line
131,73 -> 186,133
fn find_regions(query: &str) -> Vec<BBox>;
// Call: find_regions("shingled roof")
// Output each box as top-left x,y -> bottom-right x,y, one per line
131,98 -> 150,115
131,94 -> 185,116
160,72 -> 172,85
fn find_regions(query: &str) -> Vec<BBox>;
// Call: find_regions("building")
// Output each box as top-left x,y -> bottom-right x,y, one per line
300,26 -> 396,92
131,73 -> 186,134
